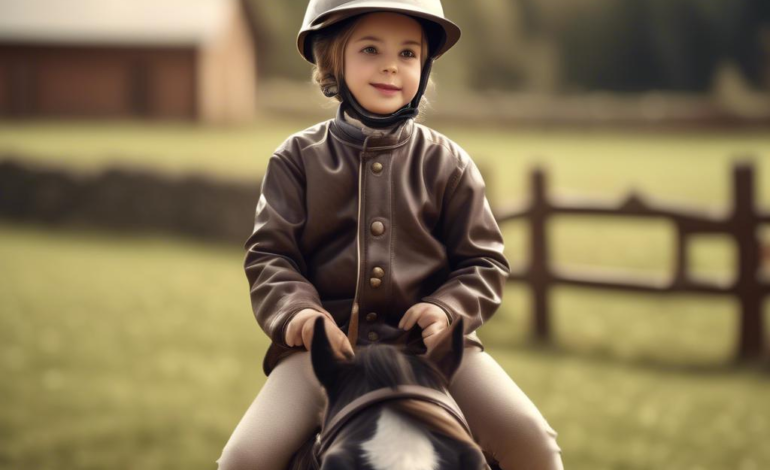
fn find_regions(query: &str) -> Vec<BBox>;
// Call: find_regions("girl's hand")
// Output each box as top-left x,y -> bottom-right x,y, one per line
285,308 -> 354,359
399,302 -> 451,352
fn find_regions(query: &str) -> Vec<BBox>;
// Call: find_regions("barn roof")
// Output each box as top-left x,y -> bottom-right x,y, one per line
0,0 -> 242,46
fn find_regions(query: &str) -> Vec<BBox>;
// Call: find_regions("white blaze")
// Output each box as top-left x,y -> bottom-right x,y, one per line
361,408 -> 439,470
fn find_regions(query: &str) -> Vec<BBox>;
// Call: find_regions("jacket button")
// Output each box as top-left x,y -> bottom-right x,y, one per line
370,221 -> 385,236
366,312 -> 378,322
372,266 -> 384,278
372,162 -> 383,173
369,278 -> 381,288
368,331 -> 379,341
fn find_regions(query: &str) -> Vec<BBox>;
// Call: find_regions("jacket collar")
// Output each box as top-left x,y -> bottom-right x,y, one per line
330,104 -> 414,151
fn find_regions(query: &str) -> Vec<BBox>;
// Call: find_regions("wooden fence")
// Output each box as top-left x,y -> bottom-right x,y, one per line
494,161 -> 769,361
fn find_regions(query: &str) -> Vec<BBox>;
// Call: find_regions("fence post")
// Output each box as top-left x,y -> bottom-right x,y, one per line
530,167 -> 551,342
732,162 -> 764,360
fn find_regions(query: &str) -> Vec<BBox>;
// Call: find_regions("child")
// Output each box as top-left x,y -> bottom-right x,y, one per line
217,1 -> 564,469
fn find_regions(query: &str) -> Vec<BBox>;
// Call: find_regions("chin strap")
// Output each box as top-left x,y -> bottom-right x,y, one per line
340,58 -> 435,129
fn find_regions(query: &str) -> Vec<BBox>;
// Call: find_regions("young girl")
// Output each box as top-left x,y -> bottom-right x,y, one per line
217,1 -> 564,469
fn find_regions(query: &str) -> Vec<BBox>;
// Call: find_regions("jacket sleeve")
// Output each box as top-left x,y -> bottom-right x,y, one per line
244,153 -> 326,347
421,156 -> 511,334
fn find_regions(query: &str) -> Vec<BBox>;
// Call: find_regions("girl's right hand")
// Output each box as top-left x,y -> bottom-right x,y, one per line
285,308 -> 355,359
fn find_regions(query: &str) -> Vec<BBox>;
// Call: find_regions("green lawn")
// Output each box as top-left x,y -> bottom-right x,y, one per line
1,117 -> 768,210
1,223 -> 768,470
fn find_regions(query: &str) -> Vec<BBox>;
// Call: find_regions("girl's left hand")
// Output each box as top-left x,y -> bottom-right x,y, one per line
399,302 -> 451,352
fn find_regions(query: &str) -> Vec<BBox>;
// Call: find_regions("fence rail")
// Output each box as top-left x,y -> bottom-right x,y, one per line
494,160 -> 768,361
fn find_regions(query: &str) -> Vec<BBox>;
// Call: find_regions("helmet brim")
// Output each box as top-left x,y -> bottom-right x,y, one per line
297,2 -> 461,64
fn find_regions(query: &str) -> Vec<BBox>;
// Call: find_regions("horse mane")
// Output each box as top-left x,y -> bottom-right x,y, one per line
357,344 -> 447,389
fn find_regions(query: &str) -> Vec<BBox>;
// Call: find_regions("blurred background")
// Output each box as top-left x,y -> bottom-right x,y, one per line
1,0 -> 769,469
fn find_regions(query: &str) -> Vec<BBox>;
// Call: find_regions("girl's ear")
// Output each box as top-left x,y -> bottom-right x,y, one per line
424,317 -> 465,382
311,316 -> 343,390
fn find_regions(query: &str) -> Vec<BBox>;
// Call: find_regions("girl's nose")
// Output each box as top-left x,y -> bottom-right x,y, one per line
382,61 -> 397,74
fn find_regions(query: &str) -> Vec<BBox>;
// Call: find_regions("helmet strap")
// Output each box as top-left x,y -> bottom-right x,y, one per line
340,58 -> 435,129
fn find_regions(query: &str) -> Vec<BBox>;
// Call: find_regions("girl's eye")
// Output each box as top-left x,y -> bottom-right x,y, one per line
401,50 -> 417,58
362,46 -> 377,54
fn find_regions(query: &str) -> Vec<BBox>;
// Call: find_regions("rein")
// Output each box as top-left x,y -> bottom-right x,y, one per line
314,384 -> 473,460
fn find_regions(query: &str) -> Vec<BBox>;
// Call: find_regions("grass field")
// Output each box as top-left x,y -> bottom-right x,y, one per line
0,223 -> 768,470
1,118 -> 770,469
1,116 -> 769,210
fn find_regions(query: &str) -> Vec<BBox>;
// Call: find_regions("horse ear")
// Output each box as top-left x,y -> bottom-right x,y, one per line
424,317 -> 465,382
310,316 -> 341,390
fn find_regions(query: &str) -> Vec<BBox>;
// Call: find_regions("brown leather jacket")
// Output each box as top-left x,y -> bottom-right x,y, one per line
245,105 -> 511,376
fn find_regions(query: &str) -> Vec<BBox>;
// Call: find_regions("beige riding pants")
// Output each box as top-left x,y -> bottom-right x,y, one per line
216,348 -> 564,470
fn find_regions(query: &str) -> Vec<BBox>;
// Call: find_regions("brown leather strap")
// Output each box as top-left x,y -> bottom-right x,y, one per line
316,385 -> 471,458
346,301 -> 359,346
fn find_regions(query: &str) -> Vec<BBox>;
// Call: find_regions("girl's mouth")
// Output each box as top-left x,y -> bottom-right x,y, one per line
371,83 -> 401,96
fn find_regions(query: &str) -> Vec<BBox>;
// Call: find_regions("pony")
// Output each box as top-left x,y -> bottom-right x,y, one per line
287,316 -> 496,470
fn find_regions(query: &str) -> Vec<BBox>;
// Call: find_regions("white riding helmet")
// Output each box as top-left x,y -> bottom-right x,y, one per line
297,0 -> 462,64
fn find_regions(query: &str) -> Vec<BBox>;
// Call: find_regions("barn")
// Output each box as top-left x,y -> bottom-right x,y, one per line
0,0 -> 258,123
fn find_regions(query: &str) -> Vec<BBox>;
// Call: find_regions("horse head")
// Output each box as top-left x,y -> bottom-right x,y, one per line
309,317 -> 490,470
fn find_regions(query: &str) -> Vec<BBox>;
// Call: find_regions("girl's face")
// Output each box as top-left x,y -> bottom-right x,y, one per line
343,12 -> 424,115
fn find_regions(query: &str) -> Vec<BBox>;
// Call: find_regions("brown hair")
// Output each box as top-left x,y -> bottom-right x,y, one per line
310,14 -> 434,116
